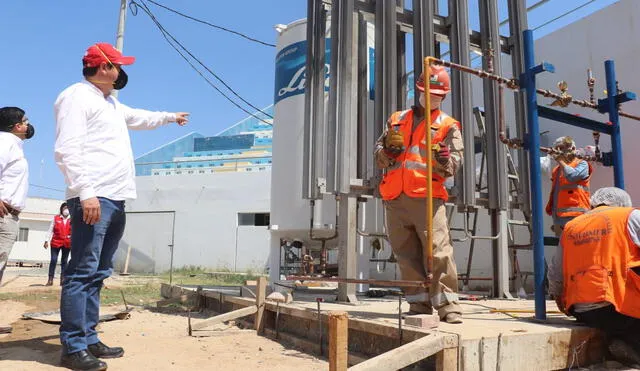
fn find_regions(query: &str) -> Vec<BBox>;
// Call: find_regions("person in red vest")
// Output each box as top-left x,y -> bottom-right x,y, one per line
548,187 -> 640,365
375,66 -> 464,324
545,136 -> 593,237
44,202 -> 71,286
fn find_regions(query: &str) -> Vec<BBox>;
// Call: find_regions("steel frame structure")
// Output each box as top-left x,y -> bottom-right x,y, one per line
302,0 -> 533,302
300,0 -> 637,314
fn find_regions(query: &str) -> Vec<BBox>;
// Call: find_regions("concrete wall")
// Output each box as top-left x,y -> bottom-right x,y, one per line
123,171 -> 271,273
9,197 -> 63,263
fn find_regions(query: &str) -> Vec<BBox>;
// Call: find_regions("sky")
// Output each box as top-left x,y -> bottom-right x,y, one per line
0,0 -> 620,200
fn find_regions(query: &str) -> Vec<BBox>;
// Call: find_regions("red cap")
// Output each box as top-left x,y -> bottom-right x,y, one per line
82,43 -> 135,68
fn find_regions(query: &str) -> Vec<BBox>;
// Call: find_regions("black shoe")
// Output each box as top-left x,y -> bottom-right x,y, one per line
88,341 -> 124,359
60,350 -> 107,371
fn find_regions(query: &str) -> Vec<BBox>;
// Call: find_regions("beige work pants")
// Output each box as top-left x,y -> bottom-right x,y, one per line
0,214 -> 19,285
384,194 -> 462,318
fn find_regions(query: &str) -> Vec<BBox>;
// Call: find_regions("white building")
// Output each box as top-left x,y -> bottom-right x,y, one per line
119,107 -> 274,274
8,197 -> 64,264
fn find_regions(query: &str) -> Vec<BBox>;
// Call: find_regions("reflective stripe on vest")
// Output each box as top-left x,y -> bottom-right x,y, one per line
546,158 -> 592,218
562,206 -> 640,318
378,109 -> 459,201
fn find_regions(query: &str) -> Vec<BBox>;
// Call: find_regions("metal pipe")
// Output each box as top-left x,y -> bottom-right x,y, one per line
424,57 -> 435,278
412,0 -> 435,108
308,198 -> 339,243
303,0 -> 326,199
463,211 -> 500,240
522,30 -> 547,320
288,276 -> 430,288
429,58 -> 640,121
508,0 -> 532,219
326,1 -> 340,193
356,13 -> 368,180
605,60 -> 625,188
449,0 -> 476,209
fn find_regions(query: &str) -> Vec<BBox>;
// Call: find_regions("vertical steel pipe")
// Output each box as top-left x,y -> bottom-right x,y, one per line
448,0 -> 475,209
303,0 -> 326,199
605,60 -> 625,189
522,30 -> 547,320
412,0 -> 436,108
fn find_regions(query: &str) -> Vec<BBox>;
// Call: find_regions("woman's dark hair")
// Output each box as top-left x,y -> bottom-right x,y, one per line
60,202 -> 68,214
0,107 -> 25,132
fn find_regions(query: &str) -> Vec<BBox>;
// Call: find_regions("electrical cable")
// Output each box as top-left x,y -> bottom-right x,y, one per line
29,184 -> 65,193
470,0 -> 600,67
144,0 -> 276,47
129,0 -> 273,124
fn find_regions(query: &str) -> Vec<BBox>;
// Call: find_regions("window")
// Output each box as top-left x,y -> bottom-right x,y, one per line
153,172 -> 159,175
199,170 -> 205,174
17,228 -> 29,242
237,213 -> 270,226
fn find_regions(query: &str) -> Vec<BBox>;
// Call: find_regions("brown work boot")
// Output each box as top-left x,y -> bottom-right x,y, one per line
443,312 -> 463,324
46,278 -> 54,286
408,303 -> 433,315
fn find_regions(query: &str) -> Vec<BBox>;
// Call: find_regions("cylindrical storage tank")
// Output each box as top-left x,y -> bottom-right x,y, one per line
269,19 -> 339,284
269,18 -> 381,288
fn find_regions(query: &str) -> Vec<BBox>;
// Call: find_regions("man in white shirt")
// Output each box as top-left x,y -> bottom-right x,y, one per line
54,42 -> 188,371
0,106 -> 33,334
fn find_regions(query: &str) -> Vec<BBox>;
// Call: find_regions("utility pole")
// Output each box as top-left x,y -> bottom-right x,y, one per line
113,0 -> 128,98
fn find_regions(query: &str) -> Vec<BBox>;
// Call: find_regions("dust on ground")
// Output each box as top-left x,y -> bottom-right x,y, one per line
0,271 -> 327,371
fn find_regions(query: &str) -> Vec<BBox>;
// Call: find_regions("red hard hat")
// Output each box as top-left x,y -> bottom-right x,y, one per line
416,65 -> 450,95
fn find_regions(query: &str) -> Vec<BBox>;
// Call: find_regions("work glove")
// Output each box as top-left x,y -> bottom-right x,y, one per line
435,142 -> 450,165
384,127 -> 405,158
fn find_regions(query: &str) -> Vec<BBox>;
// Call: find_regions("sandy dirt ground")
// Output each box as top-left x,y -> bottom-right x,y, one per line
0,273 -> 327,371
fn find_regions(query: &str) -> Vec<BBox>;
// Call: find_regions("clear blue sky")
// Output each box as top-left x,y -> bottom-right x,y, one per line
0,0 -> 618,200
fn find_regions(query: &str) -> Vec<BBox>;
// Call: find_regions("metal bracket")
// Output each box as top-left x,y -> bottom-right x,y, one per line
597,91 -> 637,113
316,177 -> 327,194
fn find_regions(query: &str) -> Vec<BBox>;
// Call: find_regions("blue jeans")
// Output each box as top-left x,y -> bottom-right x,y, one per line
60,197 -> 126,355
48,246 -> 70,279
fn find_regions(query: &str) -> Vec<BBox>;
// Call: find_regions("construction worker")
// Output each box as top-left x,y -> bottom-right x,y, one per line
545,136 -> 593,237
375,66 -> 464,324
548,187 -> 640,365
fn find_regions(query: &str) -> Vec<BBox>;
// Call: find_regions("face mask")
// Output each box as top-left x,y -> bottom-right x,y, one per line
430,94 -> 443,110
24,123 -> 35,139
62,209 -> 70,217
419,93 -> 425,108
13,122 -> 34,140
113,68 -> 128,90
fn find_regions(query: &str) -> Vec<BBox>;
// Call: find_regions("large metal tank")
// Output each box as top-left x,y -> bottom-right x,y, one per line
269,19 -> 385,286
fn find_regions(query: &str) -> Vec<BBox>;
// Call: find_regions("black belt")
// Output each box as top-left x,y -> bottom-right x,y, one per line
2,202 -> 20,217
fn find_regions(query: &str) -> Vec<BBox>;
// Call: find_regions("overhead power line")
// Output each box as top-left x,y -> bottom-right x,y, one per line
29,184 -> 65,193
145,0 -> 276,47
129,0 -> 273,125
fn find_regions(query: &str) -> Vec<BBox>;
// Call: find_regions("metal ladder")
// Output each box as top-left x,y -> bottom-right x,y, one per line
453,108 -> 533,293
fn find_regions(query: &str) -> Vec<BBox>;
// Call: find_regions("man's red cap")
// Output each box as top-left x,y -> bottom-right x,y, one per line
82,43 -> 135,68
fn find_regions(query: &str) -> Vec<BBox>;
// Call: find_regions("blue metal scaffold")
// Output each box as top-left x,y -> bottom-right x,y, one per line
520,29 -> 637,319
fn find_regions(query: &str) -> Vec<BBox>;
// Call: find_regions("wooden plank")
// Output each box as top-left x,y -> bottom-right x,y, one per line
329,312 -> 349,371
436,347 -> 458,371
191,306 -> 257,331
255,277 -> 267,334
348,334 -> 445,371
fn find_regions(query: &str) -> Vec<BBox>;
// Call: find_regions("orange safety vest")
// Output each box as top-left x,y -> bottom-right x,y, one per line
561,206 -> 640,318
379,108 -> 460,201
545,158 -> 592,218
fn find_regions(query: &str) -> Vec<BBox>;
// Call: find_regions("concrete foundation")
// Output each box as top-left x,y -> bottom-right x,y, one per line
161,284 -> 605,370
